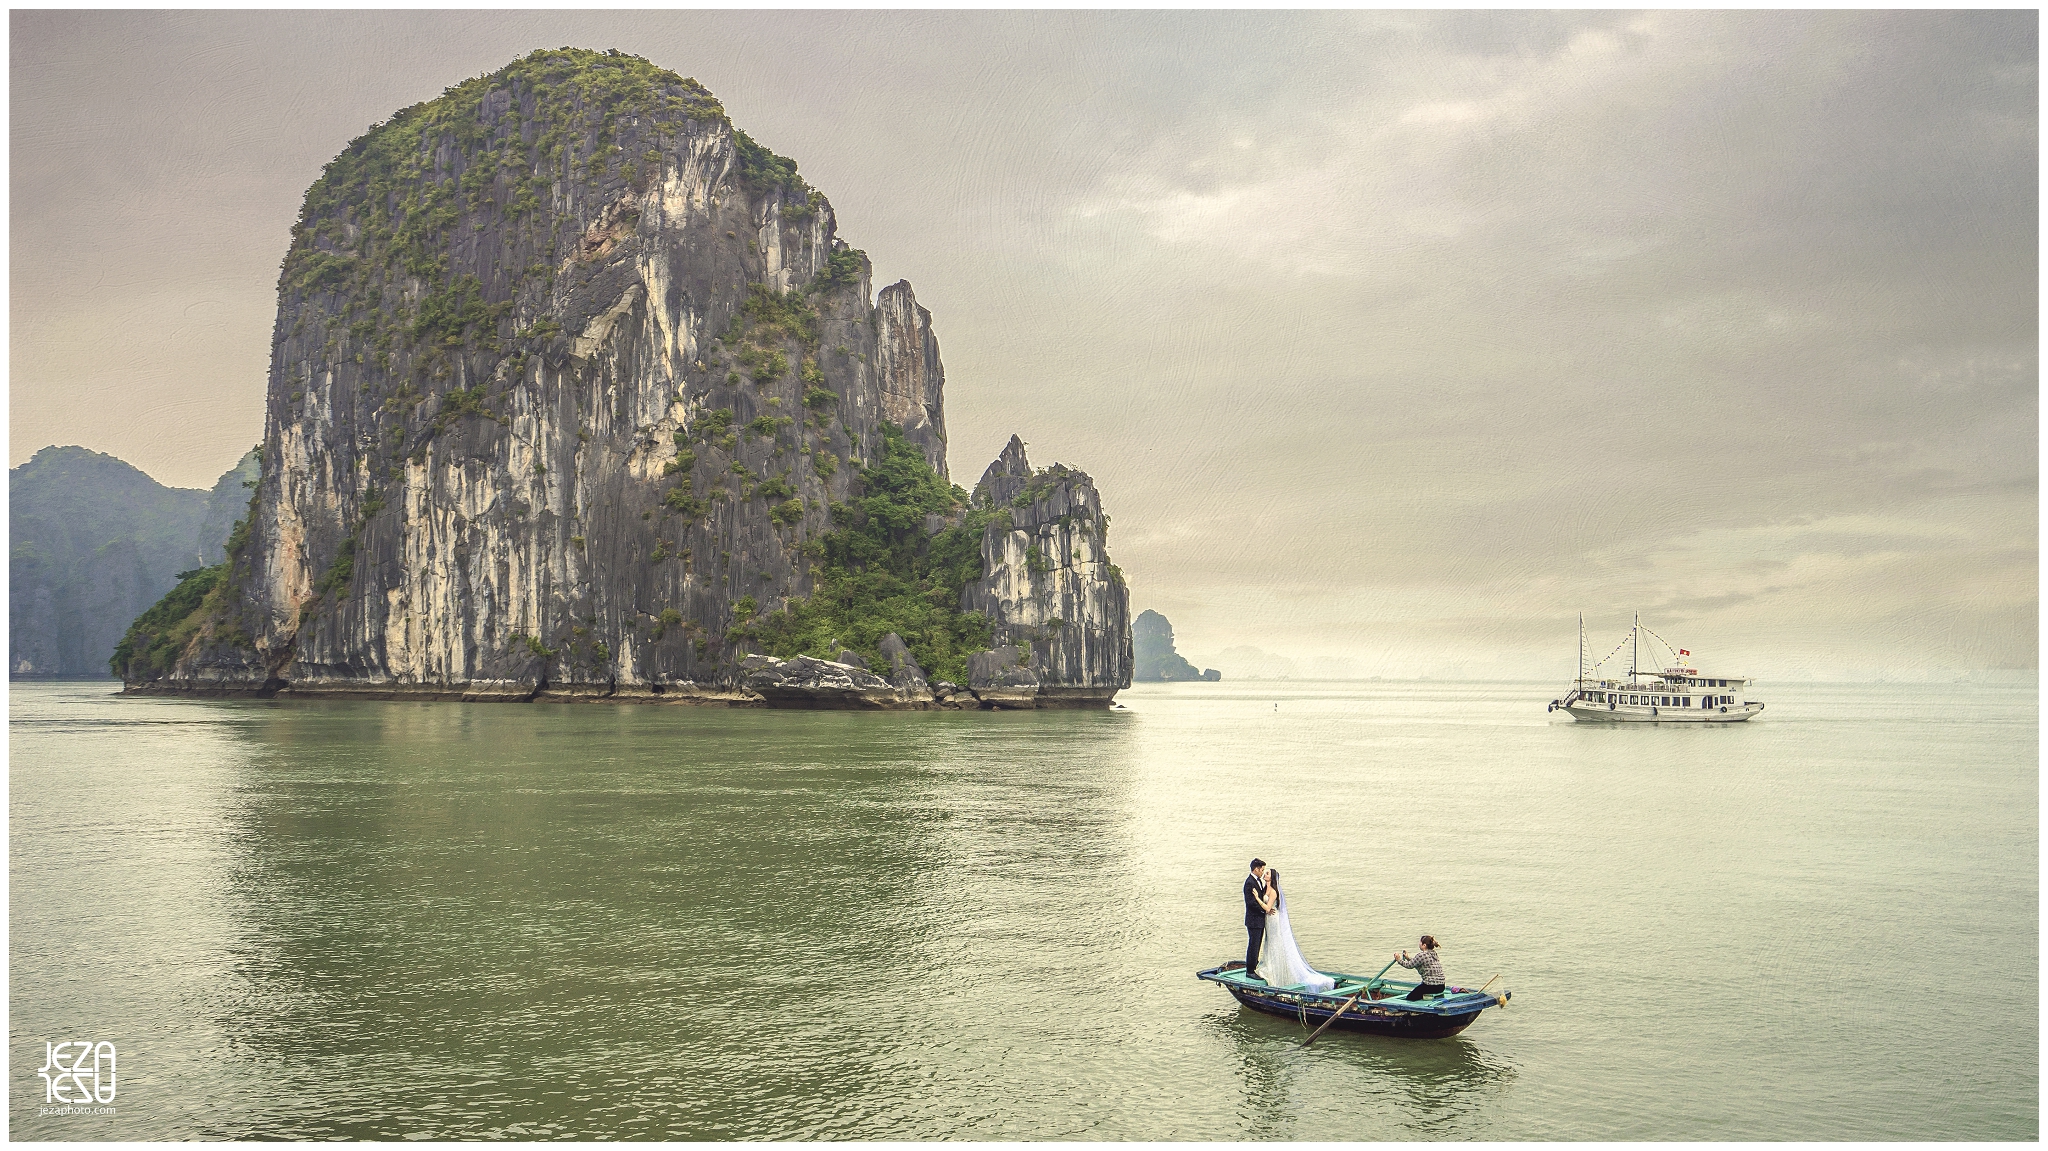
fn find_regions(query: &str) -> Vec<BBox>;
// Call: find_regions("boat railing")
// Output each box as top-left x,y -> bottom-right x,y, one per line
1574,676 -> 1746,690
1195,964 -> 1508,1013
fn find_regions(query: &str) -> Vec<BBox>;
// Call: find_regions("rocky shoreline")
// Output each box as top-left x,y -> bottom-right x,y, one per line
119,633 -> 1102,709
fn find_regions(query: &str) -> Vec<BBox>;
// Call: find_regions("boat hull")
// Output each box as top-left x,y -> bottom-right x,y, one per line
1564,700 -> 1763,723
1225,984 -> 1485,1038
1196,963 -> 1508,1040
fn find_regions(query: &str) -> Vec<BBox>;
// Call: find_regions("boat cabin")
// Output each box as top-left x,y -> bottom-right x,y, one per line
1569,668 -> 1751,706
1554,614 -> 1765,722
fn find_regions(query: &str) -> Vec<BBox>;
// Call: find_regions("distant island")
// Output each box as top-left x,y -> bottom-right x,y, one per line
105,48 -> 1135,709
1133,609 -> 1220,682
11,445 -> 257,677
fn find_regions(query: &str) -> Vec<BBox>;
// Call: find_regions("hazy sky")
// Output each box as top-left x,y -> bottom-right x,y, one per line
11,11 -> 2037,677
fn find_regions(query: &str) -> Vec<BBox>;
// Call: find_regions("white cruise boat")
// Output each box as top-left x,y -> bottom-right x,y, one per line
1548,613 -> 1764,723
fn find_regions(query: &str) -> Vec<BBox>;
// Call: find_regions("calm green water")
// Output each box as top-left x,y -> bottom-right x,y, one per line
9,678 -> 2036,1139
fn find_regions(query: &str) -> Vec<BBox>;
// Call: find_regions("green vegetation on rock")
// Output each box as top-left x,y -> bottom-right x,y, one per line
731,127 -> 806,199
275,46 -> 809,468
1003,462 -> 1080,509
106,449 -> 272,680
743,423 -> 997,682
108,565 -> 226,678
291,47 -> 729,294
816,246 -> 865,289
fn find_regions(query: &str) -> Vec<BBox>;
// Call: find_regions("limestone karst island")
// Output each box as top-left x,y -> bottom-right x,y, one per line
111,48 -> 1133,709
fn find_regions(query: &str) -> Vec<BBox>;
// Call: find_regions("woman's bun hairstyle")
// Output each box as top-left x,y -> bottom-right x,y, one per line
1420,934 -> 1438,950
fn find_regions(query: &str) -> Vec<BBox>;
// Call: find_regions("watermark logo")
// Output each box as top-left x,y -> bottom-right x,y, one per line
38,1041 -> 117,1112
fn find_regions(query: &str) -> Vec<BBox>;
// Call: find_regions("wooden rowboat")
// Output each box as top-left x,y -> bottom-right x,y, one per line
1196,960 -> 1511,1040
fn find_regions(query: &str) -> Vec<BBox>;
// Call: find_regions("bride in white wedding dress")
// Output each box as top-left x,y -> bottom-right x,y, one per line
1260,869 -> 1336,992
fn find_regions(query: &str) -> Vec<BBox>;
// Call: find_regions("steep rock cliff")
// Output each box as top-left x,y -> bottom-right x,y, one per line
962,437 -> 1133,705
117,48 -> 1132,708
872,283 -> 947,476
196,449 -> 264,566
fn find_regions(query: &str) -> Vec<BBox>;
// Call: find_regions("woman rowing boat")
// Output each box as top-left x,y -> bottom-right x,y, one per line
1393,935 -> 1446,999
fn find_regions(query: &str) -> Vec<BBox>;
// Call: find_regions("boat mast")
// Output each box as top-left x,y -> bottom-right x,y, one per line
1578,613 -> 1586,684
1630,610 -> 1639,681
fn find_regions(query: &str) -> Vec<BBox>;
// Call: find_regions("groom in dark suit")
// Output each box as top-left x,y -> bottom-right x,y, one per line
1243,858 -> 1271,980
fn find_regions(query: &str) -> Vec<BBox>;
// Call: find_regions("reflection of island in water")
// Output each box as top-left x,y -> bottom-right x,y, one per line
1208,1007 -> 1517,1138
203,700 -> 1153,1139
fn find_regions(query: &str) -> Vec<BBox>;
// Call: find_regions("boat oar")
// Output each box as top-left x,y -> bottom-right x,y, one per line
1300,959 -> 1398,1049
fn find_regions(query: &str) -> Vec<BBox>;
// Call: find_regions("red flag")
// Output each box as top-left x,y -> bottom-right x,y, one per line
1678,649 -> 1690,656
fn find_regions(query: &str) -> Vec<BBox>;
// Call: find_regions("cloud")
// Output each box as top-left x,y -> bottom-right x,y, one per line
9,11 -> 2034,672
